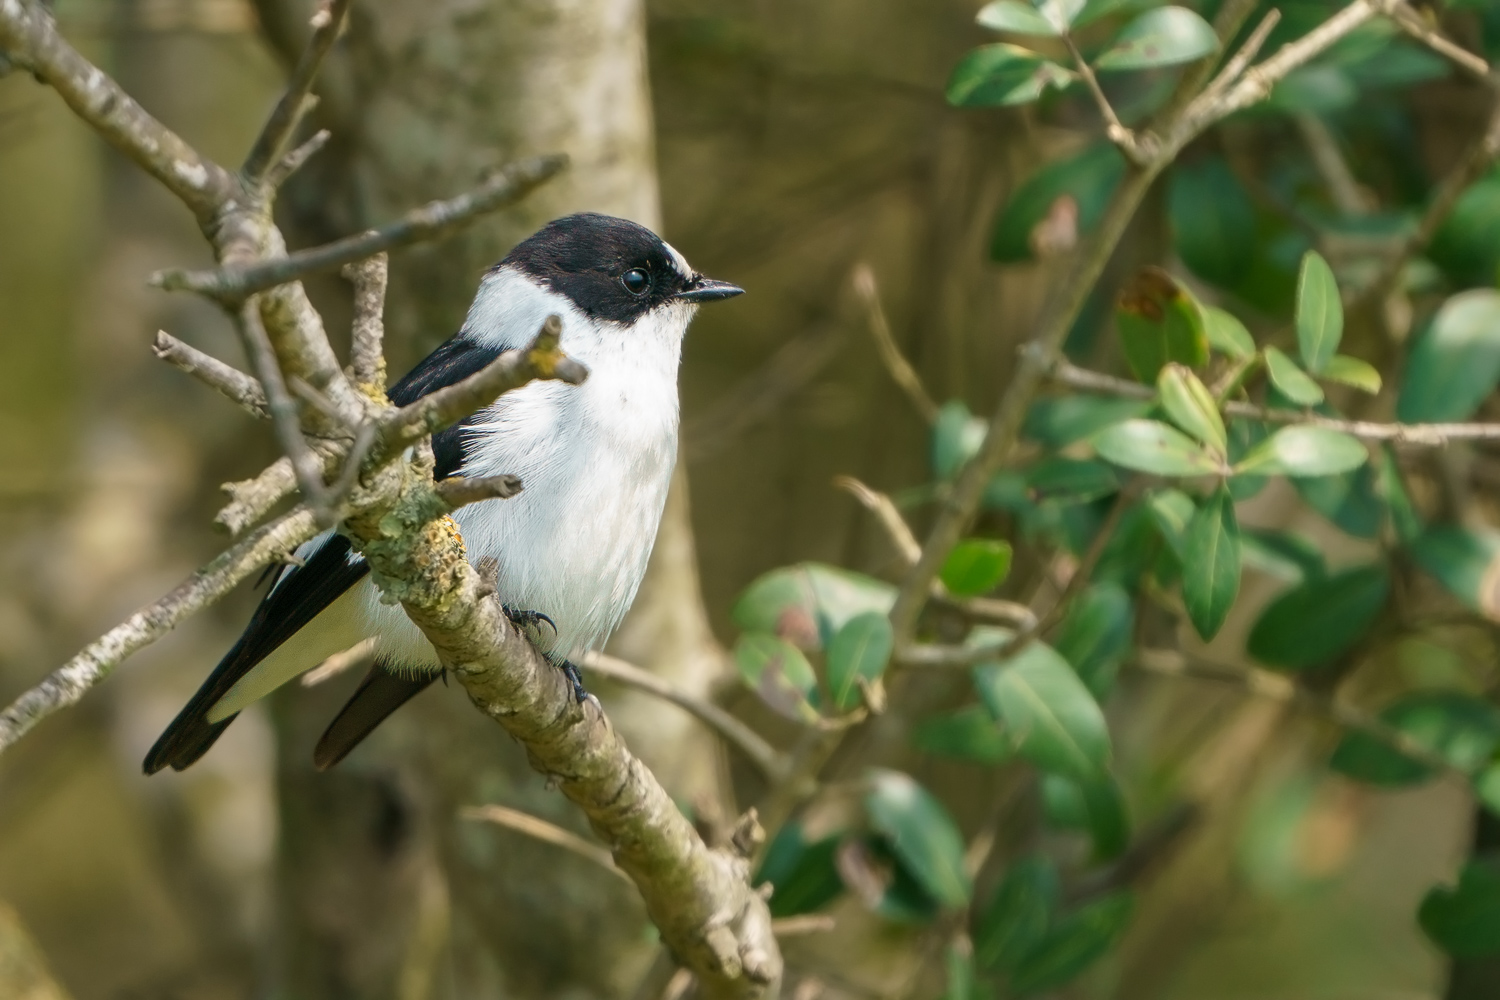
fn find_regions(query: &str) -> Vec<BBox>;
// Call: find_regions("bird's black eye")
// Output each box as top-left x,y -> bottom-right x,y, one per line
621,268 -> 650,296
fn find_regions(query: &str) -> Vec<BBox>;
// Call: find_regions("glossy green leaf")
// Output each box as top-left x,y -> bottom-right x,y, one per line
755,824 -> 846,917
1168,158 -> 1256,287
1158,363 -> 1226,453
1074,0 -> 1148,27
942,538 -> 1015,596
865,770 -> 973,907
1295,250 -> 1342,374
1115,267 -> 1210,382
1051,582 -> 1133,700
913,705 -> 1013,764
1430,174 -> 1500,288
974,641 -> 1111,782
1410,525 -> 1500,620
734,633 -> 820,722
1182,486 -> 1241,641
1376,445 -> 1422,544
1040,772 -> 1130,860
1262,346 -> 1325,406
1145,487 -> 1195,558
976,0 -> 1059,35
1023,395 -> 1151,449
1246,564 -> 1389,670
1397,290 -> 1500,423
842,836 -> 942,924
947,44 -> 1074,107
934,399 -> 988,480
1331,691 -> 1500,786
1092,419 -> 1222,477
1094,6 -> 1218,70
1421,859 -> 1500,958
1226,418 -> 1270,500
974,857 -> 1058,973
1267,65 -> 1358,113
1234,425 -> 1368,478
1203,306 -> 1256,359
827,612 -> 894,712
1322,354 -> 1382,393
992,144 -> 1126,263
1008,891 -> 1135,995
733,563 -> 897,650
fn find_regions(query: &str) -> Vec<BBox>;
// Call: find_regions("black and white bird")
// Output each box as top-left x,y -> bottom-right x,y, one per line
144,213 -> 742,774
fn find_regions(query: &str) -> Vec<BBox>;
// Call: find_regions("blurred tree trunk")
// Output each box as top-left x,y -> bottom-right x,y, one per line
257,1 -> 728,997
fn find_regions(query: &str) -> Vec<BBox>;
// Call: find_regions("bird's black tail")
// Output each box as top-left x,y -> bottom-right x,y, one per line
143,635 -> 256,773
314,663 -> 437,770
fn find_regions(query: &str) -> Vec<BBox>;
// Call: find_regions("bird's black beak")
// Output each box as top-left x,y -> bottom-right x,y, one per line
677,276 -> 744,302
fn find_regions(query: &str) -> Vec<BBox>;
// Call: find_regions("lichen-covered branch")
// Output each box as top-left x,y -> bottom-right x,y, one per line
343,253 -> 388,392
0,506 -> 320,750
153,331 -> 269,418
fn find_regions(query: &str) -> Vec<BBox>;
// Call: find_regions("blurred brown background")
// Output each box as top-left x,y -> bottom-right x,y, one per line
0,0 -> 1472,997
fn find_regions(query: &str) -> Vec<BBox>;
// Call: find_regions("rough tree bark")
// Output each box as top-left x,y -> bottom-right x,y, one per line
256,1 -> 731,996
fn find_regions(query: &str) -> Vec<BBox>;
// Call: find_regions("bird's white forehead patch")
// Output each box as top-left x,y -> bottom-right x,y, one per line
662,239 -> 693,280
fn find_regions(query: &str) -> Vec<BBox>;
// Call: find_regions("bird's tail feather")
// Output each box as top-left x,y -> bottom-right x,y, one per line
143,635 -> 258,774
314,663 -> 437,770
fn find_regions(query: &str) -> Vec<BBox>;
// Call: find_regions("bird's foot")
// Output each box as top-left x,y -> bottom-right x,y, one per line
560,659 -> 589,704
504,606 -> 557,636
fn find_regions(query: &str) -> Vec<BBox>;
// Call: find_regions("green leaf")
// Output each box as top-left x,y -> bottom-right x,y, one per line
1246,564 -> 1389,670
1267,65 -> 1357,113
1157,363 -> 1227,453
1023,395 -> 1151,449
1051,582 -> 1133,700
945,939 -> 977,1000
1293,463 -> 1384,538
1322,354 -> 1382,393
1115,267 -> 1210,382
755,824 -> 846,917
1397,290 -> 1500,423
1262,346 -> 1324,406
732,563 -> 897,650
974,857 -> 1058,973
1331,691 -> 1500,786
1074,0 -> 1149,28
1240,528 -> 1325,584
1421,859 -> 1500,958
974,641 -> 1112,782
1094,6 -> 1218,70
1430,174 -> 1500,288
914,705 -> 1013,764
1008,891 -> 1135,995
827,611 -> 894,712
992,144 -> 1127,263
1145,488 -> 1195,558
1181,486 -> 1241,641
1040,772 -> 1131,860
1234,425 -> 1368,478
865,770 -> 973,907
734,633 -> 820,722
1168,158 -> 1257,288
1203,306 -> 1256,359
947,44 -> 1074,107
1295,250 -> 1343,374
1025,457 -> 1121,505
976,0 -> 1060,35
843,836 -> 942,924
934,400 -> 988,480
1375,445 -> 1422,544
1410,525 -> 1500,620
942,538 -> 1015,596
1226,418 -> 1270,500
1092,419 -> 1222,477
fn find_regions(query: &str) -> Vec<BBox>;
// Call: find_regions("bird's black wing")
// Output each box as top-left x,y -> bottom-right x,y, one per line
144,334 -> 504,774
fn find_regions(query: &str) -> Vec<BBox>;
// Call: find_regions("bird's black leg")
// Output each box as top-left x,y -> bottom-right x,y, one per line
560,660 -> 588,703
504,606 -> 557,636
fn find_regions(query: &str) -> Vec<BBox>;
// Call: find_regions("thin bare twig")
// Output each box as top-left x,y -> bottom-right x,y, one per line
0,506 -> 319,749
1048,357 -> 1500,445
265,127 -> 332,190
153,331 -> 268,418
344,253 -> 388,391
1389,1 -> 1490,81
1199,9 -> 1282,105
152,155 -> 570,300
217,457 -> 298,535
1062,31 -> 1140,161
461,804 -> 633,885
241,0 -> 351,186
581,652 -> 789,782
851,265 -> 939,424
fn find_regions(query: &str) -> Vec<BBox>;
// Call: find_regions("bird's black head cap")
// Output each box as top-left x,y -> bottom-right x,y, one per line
498,213 -> 740,324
